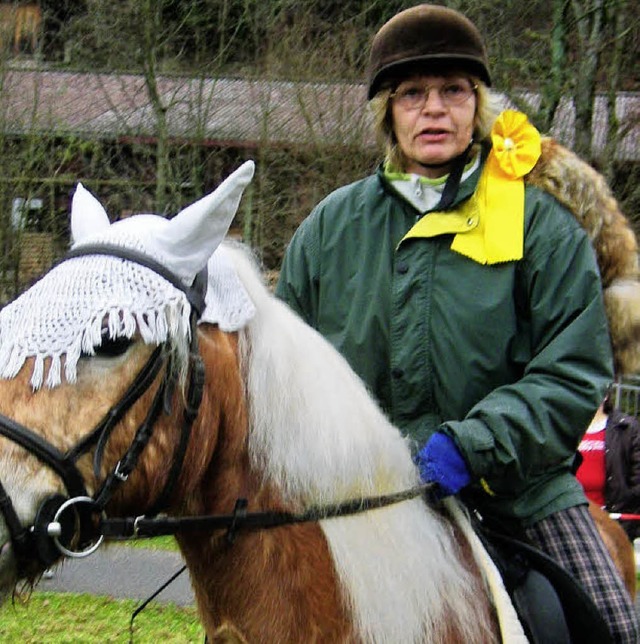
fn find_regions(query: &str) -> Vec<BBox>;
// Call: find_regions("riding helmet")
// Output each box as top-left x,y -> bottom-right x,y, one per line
367,4 -> 491,99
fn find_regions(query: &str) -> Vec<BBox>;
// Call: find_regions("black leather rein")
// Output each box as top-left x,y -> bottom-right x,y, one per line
100,482 -> 437,544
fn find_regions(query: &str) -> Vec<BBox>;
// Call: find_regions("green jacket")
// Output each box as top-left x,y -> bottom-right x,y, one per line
275,160 -> 613,525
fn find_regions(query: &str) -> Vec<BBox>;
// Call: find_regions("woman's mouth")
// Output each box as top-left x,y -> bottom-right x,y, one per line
416,128 -> 450,143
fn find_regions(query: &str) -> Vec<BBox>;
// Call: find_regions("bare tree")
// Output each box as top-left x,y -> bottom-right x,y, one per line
539,0 -> 569,133
0,0 -> 636,277
569,0 -> 606,158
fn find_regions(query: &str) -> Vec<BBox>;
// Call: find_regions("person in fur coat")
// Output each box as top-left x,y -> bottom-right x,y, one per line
277,5 -> 640,642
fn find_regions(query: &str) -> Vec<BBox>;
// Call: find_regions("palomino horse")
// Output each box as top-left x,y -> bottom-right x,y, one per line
0,162 -> 632,642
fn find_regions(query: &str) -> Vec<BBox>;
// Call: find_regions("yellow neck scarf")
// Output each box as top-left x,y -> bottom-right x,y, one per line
401,110 -> 542,265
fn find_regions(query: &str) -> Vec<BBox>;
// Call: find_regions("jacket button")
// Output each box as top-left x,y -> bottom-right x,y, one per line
396,261 -> 409,274
391,368 -> 404,379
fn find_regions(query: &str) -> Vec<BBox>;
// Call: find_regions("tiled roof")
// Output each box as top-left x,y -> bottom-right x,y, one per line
1,69 -> 638,160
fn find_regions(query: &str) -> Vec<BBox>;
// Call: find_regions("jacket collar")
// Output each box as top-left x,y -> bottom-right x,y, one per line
377,142 -> 490,214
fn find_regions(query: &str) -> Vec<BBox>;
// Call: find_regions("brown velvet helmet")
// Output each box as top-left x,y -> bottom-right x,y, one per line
367,4 -> 491,99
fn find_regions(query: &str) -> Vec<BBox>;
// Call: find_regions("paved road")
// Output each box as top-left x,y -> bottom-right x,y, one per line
36,545 -> 195,607
36,541 -> 640,616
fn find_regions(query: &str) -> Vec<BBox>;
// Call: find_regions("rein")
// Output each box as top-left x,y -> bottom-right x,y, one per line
99,482 -> 437,543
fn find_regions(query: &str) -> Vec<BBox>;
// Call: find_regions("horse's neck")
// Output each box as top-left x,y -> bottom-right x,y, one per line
177,327 -> 249,512
172,323 -> 353,640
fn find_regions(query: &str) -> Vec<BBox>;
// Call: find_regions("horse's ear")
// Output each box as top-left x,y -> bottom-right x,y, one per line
154,161 -> 255,275
70,183 -> 111,243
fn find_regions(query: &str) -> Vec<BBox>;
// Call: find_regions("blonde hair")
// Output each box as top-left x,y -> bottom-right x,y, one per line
370,79 -> 503,171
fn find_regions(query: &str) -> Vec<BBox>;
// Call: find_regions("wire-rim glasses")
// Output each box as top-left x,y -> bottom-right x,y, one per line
390,80 -> 478,110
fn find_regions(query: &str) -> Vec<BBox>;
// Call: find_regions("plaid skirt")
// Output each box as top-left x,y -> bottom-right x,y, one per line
525,504 -> 638,644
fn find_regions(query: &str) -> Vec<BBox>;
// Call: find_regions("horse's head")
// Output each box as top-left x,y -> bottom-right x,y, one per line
0,161 -> 255,600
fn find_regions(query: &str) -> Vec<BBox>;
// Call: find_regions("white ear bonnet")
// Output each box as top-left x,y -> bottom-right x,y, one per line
0,161 -> 256,389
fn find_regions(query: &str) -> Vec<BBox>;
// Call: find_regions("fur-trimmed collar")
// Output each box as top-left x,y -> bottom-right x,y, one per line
527,138 -> 640,375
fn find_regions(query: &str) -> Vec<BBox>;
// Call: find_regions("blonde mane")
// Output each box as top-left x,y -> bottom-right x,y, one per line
224,243 -> 494,644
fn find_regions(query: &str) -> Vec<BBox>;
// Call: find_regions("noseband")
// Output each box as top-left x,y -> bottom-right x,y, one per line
0,244 -> 207,576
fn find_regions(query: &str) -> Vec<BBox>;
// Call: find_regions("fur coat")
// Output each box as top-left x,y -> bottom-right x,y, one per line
527,139 -> 640,376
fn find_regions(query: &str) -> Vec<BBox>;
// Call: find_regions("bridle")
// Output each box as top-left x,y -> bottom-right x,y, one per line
0,244 -> 207,576
0,244 -> 434,578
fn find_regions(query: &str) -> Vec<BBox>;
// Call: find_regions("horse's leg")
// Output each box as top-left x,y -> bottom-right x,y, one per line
210,621 -> 248,643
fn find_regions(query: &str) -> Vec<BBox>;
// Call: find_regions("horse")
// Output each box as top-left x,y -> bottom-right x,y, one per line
0,162 -> 633,643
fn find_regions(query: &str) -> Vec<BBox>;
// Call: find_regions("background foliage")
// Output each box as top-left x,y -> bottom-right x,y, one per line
0,0 -> 637,298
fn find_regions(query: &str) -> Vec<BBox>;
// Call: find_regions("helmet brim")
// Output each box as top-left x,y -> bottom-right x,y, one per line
368,54 -> 491,100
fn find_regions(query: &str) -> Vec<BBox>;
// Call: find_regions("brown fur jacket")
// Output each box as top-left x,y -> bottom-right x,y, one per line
527,138 -> 640,375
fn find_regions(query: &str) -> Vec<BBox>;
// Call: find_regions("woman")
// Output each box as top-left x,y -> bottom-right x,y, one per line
276,5 -> 638,642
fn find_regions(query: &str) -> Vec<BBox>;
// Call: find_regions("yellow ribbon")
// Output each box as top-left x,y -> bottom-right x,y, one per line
401,111 -> 542,265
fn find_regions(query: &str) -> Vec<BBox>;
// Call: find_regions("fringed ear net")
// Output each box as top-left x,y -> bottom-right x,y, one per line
526,138 -> 640,375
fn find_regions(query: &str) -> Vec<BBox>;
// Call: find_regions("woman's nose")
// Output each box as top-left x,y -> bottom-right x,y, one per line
420,89 -> 447,113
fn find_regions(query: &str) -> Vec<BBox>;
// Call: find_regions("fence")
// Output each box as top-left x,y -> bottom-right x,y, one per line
612,378 -> 640,416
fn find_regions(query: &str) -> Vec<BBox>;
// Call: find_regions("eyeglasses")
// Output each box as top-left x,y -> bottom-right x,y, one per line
390,80 -> 478,110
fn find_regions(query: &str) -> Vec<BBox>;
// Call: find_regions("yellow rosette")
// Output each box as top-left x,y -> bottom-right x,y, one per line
490,110 -> 542,179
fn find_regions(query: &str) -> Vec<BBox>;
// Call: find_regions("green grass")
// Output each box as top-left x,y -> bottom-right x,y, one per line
0,591 -> 204,643
0,540 -> 190,642
110,535 -> 179,552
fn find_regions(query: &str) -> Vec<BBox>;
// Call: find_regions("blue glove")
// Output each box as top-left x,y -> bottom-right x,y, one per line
416,432 -> 471,498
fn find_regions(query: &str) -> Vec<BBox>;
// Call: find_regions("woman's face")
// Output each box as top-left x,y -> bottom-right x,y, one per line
390,73 -> 477,178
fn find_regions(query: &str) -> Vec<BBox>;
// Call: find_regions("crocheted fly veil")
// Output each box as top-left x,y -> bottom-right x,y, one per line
0,161 -> 256,389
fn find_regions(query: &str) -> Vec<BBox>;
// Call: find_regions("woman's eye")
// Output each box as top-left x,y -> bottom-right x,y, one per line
443,83 -> 465,97
402,87 -> 421,98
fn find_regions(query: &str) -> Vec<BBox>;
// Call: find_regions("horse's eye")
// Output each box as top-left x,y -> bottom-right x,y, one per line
94,336 -> 133,357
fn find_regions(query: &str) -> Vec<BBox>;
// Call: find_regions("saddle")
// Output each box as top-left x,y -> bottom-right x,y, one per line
478,526 -> 614,644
